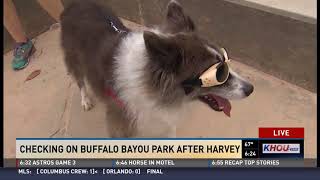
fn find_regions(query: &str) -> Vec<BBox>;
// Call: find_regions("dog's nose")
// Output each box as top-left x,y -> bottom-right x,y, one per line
243,84 -> 254,96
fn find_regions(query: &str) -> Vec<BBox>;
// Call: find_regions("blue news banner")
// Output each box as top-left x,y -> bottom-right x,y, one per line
11,138 -> 315,176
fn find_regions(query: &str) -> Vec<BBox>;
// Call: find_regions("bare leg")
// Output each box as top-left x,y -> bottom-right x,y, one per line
37,0 -> 64,22
4,0 -> 27,43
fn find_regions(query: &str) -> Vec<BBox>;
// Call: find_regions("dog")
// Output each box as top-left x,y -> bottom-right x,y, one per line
60,0 -> 254,138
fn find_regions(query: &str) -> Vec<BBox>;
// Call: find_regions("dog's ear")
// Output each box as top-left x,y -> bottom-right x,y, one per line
165,0 -> 195,32
143,31 -> 182,70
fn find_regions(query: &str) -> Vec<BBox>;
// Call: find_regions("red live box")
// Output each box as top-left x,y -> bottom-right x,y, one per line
259,128 -> 304,138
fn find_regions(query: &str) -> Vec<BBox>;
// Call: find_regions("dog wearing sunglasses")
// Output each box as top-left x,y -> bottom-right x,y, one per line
61,0 -> 254,137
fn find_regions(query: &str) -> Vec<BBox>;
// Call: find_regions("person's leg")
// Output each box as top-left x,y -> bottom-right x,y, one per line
37,0 -> 64,22
4,0 -> 27,43
4,0 -> 34,70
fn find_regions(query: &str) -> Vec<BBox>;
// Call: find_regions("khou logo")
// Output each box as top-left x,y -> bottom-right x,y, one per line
262,144 -> 300,154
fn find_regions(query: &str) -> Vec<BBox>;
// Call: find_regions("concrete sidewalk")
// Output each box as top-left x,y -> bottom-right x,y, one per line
4,20 -> 316,158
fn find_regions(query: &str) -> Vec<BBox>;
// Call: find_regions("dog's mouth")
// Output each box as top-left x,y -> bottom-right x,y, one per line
198,94 -> 231,117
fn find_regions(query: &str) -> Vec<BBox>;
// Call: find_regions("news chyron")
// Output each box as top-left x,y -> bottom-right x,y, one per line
15,127 -> 310,176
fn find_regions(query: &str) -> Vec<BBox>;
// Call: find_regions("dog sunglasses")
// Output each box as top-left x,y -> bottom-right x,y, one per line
182,48 -> 231,91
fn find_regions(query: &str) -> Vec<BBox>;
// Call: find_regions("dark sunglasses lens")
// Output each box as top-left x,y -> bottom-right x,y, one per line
216,63 -> 229,82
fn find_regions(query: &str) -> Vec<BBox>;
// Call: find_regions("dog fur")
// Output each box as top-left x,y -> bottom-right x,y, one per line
60,0 -> 254,138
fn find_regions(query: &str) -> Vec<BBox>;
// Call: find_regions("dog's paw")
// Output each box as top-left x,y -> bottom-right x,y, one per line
81,96 -> 94,111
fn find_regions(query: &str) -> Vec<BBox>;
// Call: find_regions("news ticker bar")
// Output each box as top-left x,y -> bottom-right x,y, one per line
7,159 -> 317,168
16,138 -> 304,159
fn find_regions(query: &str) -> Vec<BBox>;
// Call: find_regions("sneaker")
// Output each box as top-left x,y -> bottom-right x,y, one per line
12,40 -> 35,70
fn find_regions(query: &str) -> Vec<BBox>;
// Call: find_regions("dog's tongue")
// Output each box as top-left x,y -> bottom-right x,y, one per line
210,94 -> 231,117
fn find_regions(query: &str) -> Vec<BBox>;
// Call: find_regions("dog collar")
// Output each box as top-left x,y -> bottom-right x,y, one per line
104,20 -> 127,108
105,86 -> 125,108
108,19 -> 128,34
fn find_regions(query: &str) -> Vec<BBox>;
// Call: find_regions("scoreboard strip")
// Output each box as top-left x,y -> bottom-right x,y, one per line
14,157 -> 314,168
242,139 -> 304,158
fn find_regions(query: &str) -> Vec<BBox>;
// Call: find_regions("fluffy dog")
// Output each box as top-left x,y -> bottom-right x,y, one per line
60,0 -> 254,137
